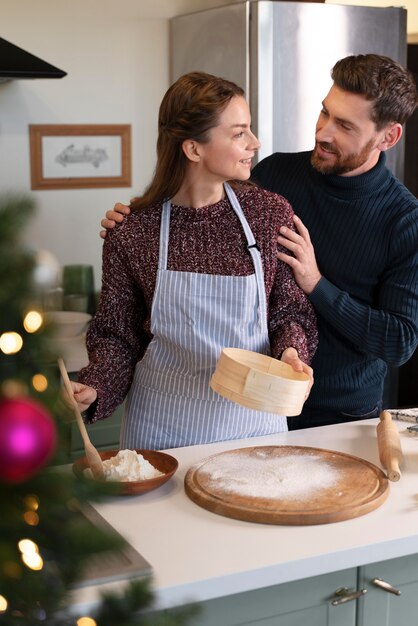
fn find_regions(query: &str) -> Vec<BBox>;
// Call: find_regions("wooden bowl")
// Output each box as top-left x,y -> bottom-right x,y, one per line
73,449 -> 178,495
210,348 -> 309,416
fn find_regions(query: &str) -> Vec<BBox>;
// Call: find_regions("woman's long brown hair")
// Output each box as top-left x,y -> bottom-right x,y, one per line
131,72 -> 245,211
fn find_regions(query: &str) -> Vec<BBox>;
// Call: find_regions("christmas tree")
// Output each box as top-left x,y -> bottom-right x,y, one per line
0,195 -> 197,625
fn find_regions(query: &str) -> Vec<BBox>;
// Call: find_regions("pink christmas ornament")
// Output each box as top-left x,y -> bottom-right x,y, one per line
0,397 -> 57,483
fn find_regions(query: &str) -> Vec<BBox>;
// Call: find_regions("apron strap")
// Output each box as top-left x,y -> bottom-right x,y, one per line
224,183 -> 267,325
159,200 -> 171,270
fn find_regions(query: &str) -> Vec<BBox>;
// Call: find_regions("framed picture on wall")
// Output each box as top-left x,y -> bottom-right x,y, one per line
29,124 -> 131,190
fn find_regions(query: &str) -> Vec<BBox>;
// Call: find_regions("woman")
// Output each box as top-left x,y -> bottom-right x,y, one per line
72,72 -> 318,450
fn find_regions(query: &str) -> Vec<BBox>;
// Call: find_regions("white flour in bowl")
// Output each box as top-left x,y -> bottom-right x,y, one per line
85,449 -> 163,482
199,449 -> 340,500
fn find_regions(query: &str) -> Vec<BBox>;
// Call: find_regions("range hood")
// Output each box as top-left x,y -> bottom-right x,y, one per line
0,37 -> 67,82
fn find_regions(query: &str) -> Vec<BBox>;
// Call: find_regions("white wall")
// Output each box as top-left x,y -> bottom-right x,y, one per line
0,0 -> 238,288
1,4 -> 167,288
1,0 -> 416,290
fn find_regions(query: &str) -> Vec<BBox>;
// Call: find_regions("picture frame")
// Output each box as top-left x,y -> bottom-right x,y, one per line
29,124 -> 131,190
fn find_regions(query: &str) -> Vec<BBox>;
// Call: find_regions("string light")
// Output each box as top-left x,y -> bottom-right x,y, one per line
23,310 -> 43,333
23,511 -> 39,526
0,595 -> 7,613
77,617 -> 97,626
0,332 -> 23,355
21,552 -> 43,570
18,539 -> 43,571
1,379 -> 28,398
24,495 -> 40,511
18,539 -> 37,554
23,495 -> 40,525
32,374 -> 48,392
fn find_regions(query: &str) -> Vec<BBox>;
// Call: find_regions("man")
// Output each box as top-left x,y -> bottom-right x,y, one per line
101,54 -> 418,430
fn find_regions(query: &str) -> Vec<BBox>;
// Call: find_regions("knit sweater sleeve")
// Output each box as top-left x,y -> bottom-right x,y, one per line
266,195 -> 318,365
77,228 -> 150,422
309,209 -> 418,366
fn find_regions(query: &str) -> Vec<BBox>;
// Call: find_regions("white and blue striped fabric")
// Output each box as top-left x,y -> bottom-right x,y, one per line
121,183 -> 287,449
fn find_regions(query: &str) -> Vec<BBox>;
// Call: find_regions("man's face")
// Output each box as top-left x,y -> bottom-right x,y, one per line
311,85 -> 386,177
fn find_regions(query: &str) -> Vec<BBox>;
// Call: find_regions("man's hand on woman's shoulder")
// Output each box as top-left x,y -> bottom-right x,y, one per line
100,202 -> 131,239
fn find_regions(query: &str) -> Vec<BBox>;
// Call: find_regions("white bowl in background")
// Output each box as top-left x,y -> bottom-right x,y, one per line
44,310 -> 92,338
45,333 -> 89,372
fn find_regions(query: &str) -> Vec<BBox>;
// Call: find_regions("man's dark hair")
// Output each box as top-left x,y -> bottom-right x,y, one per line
331,54 -> 418,129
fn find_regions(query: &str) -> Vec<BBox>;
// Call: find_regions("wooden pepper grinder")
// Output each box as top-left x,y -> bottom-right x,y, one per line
377,410 -> 404,482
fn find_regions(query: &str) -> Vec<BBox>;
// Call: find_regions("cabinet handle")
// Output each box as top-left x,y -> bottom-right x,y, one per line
331,587 -> 367,606
372,577 -> 402,596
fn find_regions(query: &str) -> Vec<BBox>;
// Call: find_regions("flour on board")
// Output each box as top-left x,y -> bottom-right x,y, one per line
199,449 -> 341,500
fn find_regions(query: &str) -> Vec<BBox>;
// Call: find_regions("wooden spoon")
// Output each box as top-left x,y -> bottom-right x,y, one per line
57,358 -> 105,480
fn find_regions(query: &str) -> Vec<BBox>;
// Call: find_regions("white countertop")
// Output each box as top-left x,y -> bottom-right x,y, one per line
72,418 -> 418,612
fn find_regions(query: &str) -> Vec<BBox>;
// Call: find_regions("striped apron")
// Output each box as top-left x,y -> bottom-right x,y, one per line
121,183 -> 287,449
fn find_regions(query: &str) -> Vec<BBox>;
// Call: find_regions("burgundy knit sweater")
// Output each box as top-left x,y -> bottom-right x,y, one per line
78,183 -> 318,422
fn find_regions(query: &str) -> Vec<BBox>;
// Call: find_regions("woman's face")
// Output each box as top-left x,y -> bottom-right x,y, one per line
196,96 -> 260,182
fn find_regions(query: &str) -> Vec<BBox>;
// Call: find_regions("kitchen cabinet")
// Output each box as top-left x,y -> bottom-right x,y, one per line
187,569 -> 358,626
358,553 -> 418,625
150,554 -> 418,626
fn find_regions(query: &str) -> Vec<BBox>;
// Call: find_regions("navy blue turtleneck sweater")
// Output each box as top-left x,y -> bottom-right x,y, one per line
252,151 -> 418,413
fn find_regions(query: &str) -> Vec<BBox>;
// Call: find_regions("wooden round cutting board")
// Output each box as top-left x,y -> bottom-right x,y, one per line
184,446 -> 389,525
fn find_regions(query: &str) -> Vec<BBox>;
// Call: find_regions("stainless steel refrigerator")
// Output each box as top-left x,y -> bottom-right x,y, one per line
170,0 -> 407,179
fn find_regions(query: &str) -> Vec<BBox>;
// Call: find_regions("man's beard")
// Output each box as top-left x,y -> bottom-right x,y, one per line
311,138 -> 376,175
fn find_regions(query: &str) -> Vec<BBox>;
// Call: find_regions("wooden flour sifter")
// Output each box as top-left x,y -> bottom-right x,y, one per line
377,410 -> 404,482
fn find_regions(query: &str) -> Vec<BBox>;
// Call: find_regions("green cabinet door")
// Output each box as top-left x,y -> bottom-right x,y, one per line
358,554 -> 418,625
191,568 -> 357,626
